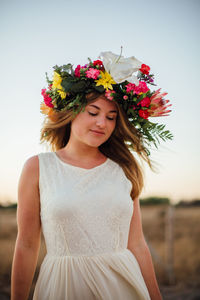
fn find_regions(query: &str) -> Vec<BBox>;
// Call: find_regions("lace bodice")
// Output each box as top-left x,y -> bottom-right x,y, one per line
38,152 -> 134,257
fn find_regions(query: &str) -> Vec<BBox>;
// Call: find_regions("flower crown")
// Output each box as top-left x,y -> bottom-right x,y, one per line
41,50 -> 173,152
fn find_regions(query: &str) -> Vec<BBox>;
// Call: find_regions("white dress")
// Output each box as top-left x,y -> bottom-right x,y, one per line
33,152 -> 151,300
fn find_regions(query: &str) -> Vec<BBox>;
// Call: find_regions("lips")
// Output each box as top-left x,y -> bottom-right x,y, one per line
90,129 -> 105,135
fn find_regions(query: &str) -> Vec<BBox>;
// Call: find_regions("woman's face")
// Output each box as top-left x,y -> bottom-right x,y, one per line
70,95 -> 118,148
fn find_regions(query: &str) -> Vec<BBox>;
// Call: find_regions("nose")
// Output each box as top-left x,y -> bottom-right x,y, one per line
96,115 -> 106,128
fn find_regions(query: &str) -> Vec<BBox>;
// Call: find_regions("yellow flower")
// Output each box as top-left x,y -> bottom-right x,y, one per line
52,72 -> 66,99
52,72 -> 62,89
95,71 -> 116,91
58,90 -> 67,99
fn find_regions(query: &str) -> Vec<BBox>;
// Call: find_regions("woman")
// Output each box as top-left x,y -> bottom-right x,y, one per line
11,51 -> 172,300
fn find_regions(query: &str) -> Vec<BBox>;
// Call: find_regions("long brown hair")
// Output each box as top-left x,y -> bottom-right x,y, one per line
40,92 -> 152,200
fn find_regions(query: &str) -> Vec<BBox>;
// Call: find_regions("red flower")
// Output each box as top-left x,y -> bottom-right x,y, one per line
138,97 -> 151,107
139,109 -> 149,119
93,60 -> 103,66
74,65 -> 81,77
41,89 -> 54,108
139,64 -> 150,75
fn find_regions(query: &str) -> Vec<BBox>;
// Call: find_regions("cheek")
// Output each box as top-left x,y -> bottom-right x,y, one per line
108,120 -> 116,135
70,117 -> 83,137
70,114 -> 91,137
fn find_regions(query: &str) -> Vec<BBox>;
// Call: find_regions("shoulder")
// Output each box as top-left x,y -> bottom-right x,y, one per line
21,152 -> 54,177
108,159 -> 126,177
24,155 -> 39,168
108,158 -> 127,176
37,151 -> 55,164
107,158 -> 121,169
108,159 -> 132,190
22,155 -> 39,174
20,155 -> 39,186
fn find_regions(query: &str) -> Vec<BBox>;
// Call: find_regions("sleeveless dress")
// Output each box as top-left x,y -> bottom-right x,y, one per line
33,152 -> 150,300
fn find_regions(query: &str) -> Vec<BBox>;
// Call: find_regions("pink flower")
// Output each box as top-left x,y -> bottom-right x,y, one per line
125,83 -> 136,93
139,109 -> 149,119
147,89 -> 172,117
123,95 -> 128,100
134,82 -> 149,94
105,89 -> 116,101
74,65 -> 81,77
85,68 -> 100,79
41,89 -> 54,108
137,97 -> 151,107
125,81 -> 149,94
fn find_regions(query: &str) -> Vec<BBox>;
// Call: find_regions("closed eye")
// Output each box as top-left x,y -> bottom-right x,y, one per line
88,112 -> 97,116
88,112 -> 115,121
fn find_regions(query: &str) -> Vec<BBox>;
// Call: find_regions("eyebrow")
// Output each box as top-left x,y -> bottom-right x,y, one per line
88,104 -> 118,113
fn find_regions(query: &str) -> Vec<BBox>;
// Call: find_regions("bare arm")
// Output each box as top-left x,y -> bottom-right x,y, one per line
127,197 -> 163,300
11,156 -> 41,300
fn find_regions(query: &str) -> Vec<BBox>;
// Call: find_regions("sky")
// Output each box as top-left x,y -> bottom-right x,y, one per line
0,0 -> 200,204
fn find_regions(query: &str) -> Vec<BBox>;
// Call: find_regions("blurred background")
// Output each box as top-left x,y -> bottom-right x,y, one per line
0,0 -> 200,299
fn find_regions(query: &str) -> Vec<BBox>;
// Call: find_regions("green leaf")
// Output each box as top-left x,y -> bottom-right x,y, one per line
62,64 -> 73,71
93,85 -> 105,93
45,72 -> 52,85
53,65 -> 62,74
61,78 -> 74,92
123,101 -> 128,111
71,80 -> 88,93
61,78 -> 88,94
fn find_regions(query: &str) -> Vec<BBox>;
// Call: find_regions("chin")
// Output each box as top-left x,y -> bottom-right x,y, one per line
87,141 -> 104,148
86,138 -> 107,148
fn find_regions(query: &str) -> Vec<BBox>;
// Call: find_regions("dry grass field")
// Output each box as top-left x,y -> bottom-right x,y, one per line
0,205 -> 200,299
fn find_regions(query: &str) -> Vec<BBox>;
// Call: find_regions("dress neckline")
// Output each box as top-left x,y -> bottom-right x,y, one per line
53,152 -> 110,171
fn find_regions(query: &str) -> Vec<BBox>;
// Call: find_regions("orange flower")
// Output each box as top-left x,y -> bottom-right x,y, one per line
40,103 -> 51,115
40,103 -> 58,121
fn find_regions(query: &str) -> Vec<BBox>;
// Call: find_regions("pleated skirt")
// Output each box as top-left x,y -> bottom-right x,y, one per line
33,248 -> 150,300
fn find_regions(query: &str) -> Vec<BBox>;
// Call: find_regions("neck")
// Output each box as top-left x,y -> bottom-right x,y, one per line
62,140 -> 103,162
